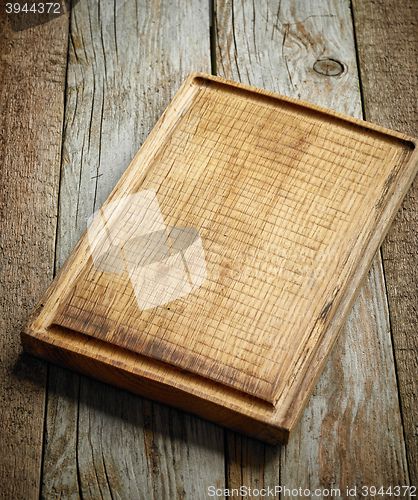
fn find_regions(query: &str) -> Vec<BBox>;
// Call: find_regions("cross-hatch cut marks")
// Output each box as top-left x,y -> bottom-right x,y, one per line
86,190 -> 207,311
52,82 -> 411,404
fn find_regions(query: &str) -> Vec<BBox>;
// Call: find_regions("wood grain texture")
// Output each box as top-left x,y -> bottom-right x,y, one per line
215,0 -> 410,493
215,0 -> 362,114
226,434 -> 279,500
22,73 -> 418,444
42,0 -> 225,498
281,258 -> 410,493
0,10 -> 69,500
3,0 -> 415,498
352,0 -> 418,483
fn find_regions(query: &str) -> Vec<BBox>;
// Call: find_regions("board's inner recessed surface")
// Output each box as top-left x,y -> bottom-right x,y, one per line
51,77 -> 413,405
22,74 -> 418,443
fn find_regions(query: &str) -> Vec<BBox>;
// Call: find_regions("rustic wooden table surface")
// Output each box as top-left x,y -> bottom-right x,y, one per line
1,0 -> 417,498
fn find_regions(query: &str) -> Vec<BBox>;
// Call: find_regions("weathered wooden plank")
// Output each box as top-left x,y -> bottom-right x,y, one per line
215,0 -> 361,114
281,258 -> 409,494
215,0 -> 409,494
226,433 -> 279,499
42,0 -> 225,498
352,0 -> 418,483
0,11 -> 69,500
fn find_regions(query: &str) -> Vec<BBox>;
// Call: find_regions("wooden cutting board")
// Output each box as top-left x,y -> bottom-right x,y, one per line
21,73 -> 418,444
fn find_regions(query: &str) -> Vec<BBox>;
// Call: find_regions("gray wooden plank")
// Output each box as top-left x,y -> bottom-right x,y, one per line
281,258 -> 409,494
215,0 -> 409,495
43,1 -> 225,498
226,433 -> 279,499
215,0 -> 361,113
352,0 -> 418,484
0,11 -> 70,500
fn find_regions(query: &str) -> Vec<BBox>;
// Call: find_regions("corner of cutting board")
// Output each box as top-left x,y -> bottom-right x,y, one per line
20,325 -> 291,445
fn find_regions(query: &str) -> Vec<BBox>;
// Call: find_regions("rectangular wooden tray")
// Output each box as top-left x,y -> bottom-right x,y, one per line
21,73 -> 418,444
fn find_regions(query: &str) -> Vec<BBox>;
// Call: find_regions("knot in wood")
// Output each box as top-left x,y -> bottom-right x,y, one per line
313,58 -> 344,76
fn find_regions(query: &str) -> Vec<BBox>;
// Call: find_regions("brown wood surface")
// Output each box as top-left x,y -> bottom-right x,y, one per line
22,72 -> 418,444
0,8 -> 70,500
39,1 -> 226,498
352,0 -> 418,484
1,0 -> 417,497
216,0 -> 413,494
